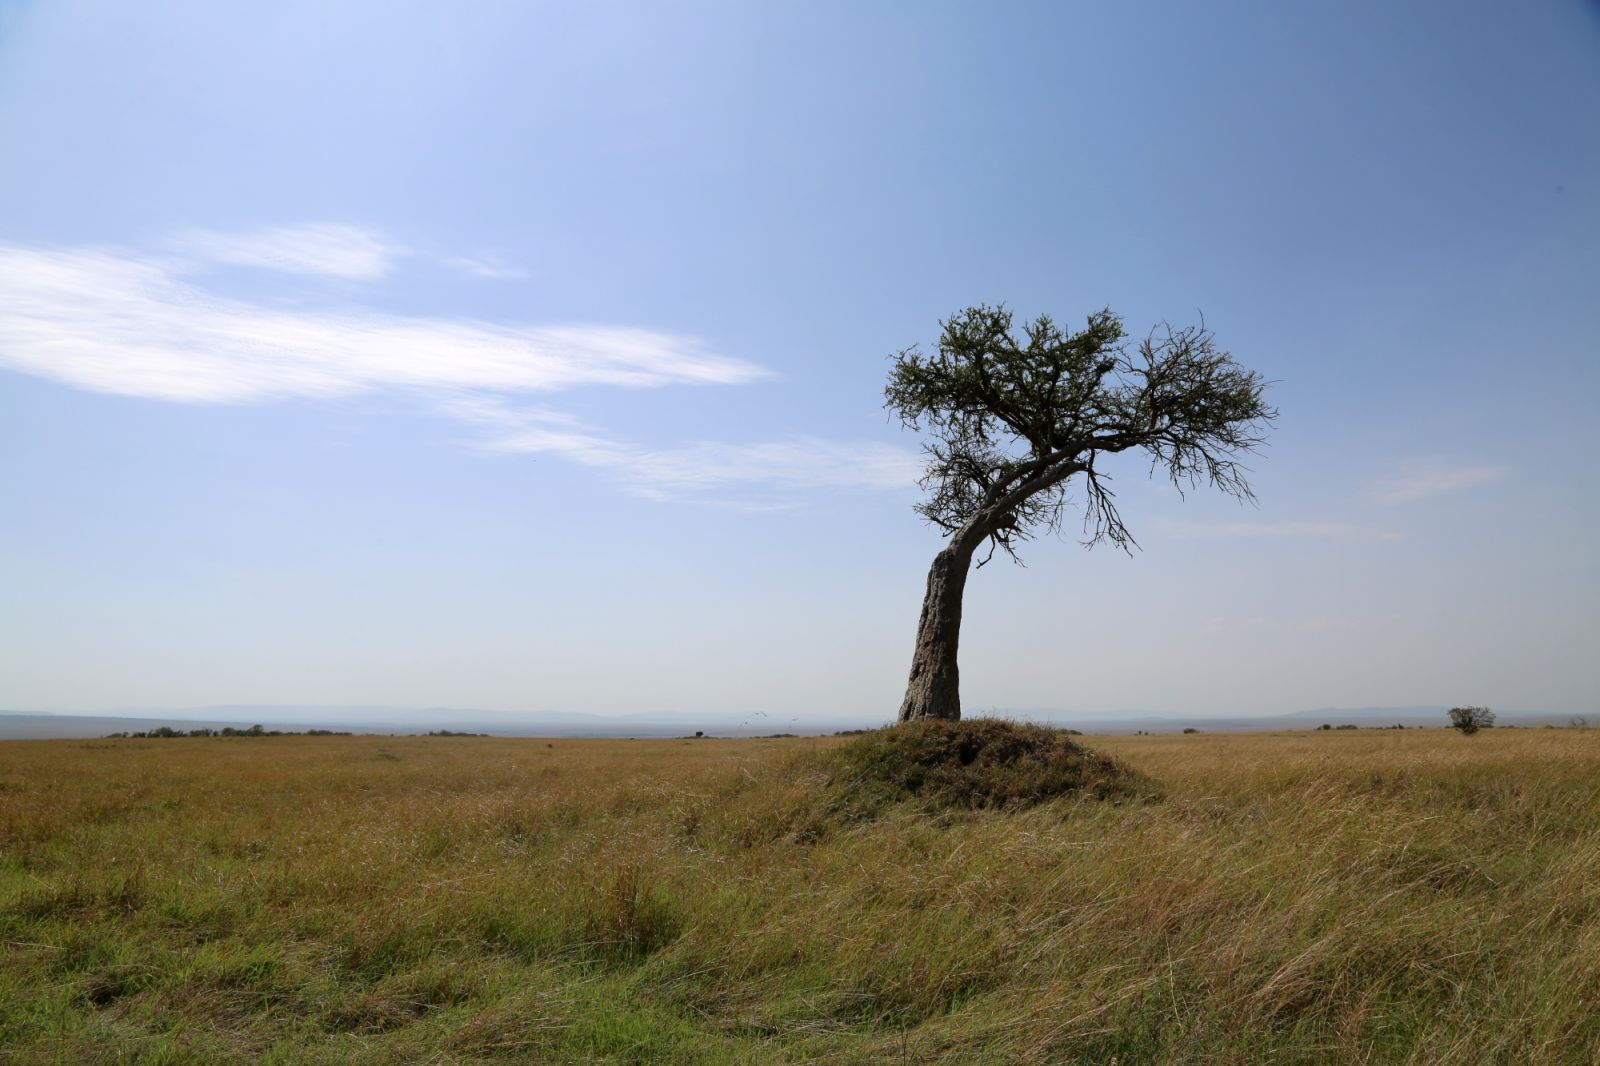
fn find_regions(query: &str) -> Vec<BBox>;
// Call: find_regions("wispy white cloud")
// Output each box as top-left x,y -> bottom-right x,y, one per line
440,254 -> 531,281
0,243 -> 765,404
0,232 -> 914,504
172,222 -> 406,281
628,439 -> 921,496
1367,458 -> 1509,505
451,397 -> 921,499
1158,519 -> 1400,541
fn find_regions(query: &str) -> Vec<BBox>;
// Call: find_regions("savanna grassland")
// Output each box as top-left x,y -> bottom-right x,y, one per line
2,726 -> 1598,1064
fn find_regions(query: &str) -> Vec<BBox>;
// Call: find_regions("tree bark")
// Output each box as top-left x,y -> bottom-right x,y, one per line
898,540 -> 978,722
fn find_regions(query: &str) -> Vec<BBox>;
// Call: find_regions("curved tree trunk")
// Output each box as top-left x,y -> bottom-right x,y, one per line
898,541 -> 978,722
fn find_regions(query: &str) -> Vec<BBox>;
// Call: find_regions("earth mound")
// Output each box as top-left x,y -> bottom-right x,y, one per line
823,717 -> 1154,814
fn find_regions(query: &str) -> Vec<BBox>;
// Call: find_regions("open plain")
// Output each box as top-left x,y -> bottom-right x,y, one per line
2,727 -> 1597,1063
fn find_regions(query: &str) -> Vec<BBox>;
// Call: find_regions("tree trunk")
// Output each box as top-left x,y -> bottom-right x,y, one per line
898,541 -> 977,722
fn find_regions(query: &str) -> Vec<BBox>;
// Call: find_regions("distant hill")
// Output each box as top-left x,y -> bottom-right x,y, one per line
0,707 -> 878,740
979,706 -> 1584,734
1285,706 -> 1480,721
0,704 -> 1587,740
0,714 -> 287,739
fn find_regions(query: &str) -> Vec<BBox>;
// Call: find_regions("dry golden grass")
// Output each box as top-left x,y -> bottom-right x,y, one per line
2,726 -> 1598,1063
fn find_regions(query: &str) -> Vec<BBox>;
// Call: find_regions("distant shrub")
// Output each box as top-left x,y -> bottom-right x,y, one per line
1182,727 -> 1199,734
1448,706 -> 1495,735
1335,724 -> 1359,730
425,730 -> 485,737
103,724 -> 352,740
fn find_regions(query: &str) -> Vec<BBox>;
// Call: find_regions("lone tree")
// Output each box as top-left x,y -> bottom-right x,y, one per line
1448,706 -> 1495,735
887,305 -> 1274,722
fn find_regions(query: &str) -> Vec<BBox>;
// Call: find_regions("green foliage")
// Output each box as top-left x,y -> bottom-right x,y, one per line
105,725 -> 353,739
1449,706 -> 1496,735
885,304 -> 1273,558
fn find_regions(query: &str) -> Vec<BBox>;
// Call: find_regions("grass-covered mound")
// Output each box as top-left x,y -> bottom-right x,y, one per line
821,717 -> 1154,814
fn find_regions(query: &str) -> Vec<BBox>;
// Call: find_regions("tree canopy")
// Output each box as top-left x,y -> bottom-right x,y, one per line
886,305 -> 1274,564
1448,706 -> 1496,735
888,305 -> 1274,722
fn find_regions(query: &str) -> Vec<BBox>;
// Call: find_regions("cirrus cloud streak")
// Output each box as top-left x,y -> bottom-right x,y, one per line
0,242 -> 766,405
0,230 -> 917,504
170,222 -> 407,281
1367,458 -> 1510,505
447,397 -> 922,499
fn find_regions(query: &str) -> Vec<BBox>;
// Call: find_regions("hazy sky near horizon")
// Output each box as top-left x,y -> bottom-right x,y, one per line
2,0 -> 1596,719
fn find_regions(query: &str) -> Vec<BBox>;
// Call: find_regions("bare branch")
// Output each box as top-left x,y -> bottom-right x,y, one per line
886,306 -> 1273,563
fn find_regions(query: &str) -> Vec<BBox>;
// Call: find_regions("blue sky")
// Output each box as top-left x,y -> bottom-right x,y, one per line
1,0 -> 1596,720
